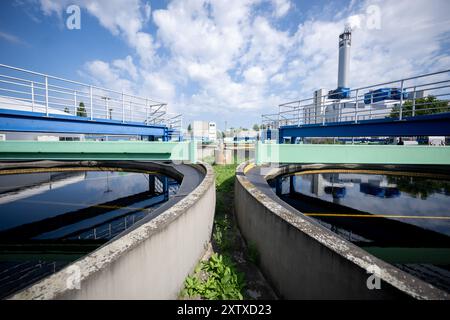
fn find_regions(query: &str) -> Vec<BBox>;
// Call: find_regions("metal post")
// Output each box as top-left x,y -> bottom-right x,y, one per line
275,177 -> 282,196
278,105 -> 280,129
124,217 -> 127,229
149,175 -> 156,194
45,76 -> 49,116
89,86 -> 93,120
163,176 -> 169,201
93,228 -> 97,239
412,86 -> 416,117
290,175 -> 295,194
322,95 -> 326,125
146,99 -> 148,125
338,102 -> 341,122
74,91 -> 77,115
370,92 -> 373,120
354,89 -> 359,123
122,92 -> 125,123
399,80 -> 404,120
105,98 -> 108,119
130,101 -> 133,122
31,81 -> 35,112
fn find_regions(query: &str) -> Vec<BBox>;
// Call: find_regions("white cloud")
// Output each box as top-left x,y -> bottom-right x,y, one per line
38,0 -> 156,65
34,0 -> 450,128
140,72 -> 176,103
0,30 -> 27,45
83,59 -> 134,93
112,56 -> 138,81
272,0 -> 291,18
244,66 -> 267,85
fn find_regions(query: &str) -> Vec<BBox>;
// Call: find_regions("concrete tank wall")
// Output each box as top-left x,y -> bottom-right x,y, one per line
234,162 -> 448,300
197,144 -> 216,160
10,163 -> 215,300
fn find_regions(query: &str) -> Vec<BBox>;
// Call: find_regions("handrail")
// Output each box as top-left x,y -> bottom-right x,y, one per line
262,69 -> 450,129
0,63 -> 183,134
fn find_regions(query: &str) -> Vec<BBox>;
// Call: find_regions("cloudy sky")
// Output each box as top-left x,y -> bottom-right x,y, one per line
0,0 -> 449,129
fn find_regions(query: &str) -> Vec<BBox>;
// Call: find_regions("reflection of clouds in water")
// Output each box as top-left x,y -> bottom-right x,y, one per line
83,172 -> 148,201
292,173 -> 450,236
0,171 -> 153,231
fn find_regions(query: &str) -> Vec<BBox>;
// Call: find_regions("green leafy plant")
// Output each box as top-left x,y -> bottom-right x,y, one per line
213,216 -> 233,252
389,96 -> 448,118
181,253 -> 245,300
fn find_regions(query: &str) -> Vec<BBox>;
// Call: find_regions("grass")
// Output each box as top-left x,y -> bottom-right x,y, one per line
180,163 -> 245,300
180,253 -> 245,300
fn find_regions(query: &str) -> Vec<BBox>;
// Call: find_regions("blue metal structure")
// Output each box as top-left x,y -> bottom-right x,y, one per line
278,112 -> 450,142
262,69 -> 450,144
328,87 -> 351,99
0,108 -> 168,138
364,88 -> 407,104
0,64 -> 183,140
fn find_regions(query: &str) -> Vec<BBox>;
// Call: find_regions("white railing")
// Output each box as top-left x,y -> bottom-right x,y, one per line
262,69 -> 450,129
0,63 -> 182,128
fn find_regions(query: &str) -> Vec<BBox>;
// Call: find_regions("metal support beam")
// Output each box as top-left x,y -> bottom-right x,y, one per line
148,175 -> 156,194
255,142 -> 450,166
0,109 -> 167,136
279,112 -> 450,138
0,140 -> 198,163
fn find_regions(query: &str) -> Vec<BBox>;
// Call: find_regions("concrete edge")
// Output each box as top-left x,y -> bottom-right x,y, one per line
9,161 -> 215,300
235,160 -> 449,300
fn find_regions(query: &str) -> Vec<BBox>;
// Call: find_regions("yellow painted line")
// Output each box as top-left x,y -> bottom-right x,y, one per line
0,167 -> 158,175
293,169 -> 450,180
244,163 -> 255,174
304,213 -> 450,220
19,199 -> 147,211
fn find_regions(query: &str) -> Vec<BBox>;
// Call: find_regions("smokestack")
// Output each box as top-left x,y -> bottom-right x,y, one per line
337,26 -> 351,88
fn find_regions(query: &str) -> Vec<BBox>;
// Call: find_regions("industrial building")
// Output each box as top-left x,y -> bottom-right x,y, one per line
189,121 -> 217,142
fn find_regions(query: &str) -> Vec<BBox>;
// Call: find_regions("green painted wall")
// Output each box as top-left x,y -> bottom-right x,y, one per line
255,142 -> 450,165
0,141 -> 197,163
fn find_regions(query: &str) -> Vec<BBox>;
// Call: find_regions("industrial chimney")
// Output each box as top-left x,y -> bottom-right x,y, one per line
337,26 -> 351,89
328,26 -> 352,99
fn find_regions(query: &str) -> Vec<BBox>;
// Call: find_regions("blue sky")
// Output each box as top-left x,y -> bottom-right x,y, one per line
1,0 -> 449,129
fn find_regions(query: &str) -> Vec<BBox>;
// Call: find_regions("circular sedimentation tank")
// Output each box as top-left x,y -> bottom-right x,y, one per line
271,166 -> 450,293
236,162 -> 450,299
0,160 -> 199,299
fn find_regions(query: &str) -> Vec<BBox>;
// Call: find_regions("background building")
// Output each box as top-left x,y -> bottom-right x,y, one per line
190,121 -> 217,142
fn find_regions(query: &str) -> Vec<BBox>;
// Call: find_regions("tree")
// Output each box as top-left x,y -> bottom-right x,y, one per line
63,107 -> 70,114
389,96 -> 448,118
187,124 -> 192,132
77,102 -> 87,117
387,175 -> 450,200
253,124 -> 260,131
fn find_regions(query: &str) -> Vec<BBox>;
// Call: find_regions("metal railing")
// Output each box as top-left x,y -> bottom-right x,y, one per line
0,64 -> 182,130
74,211 -> 147,240
262,69 -> 450,129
